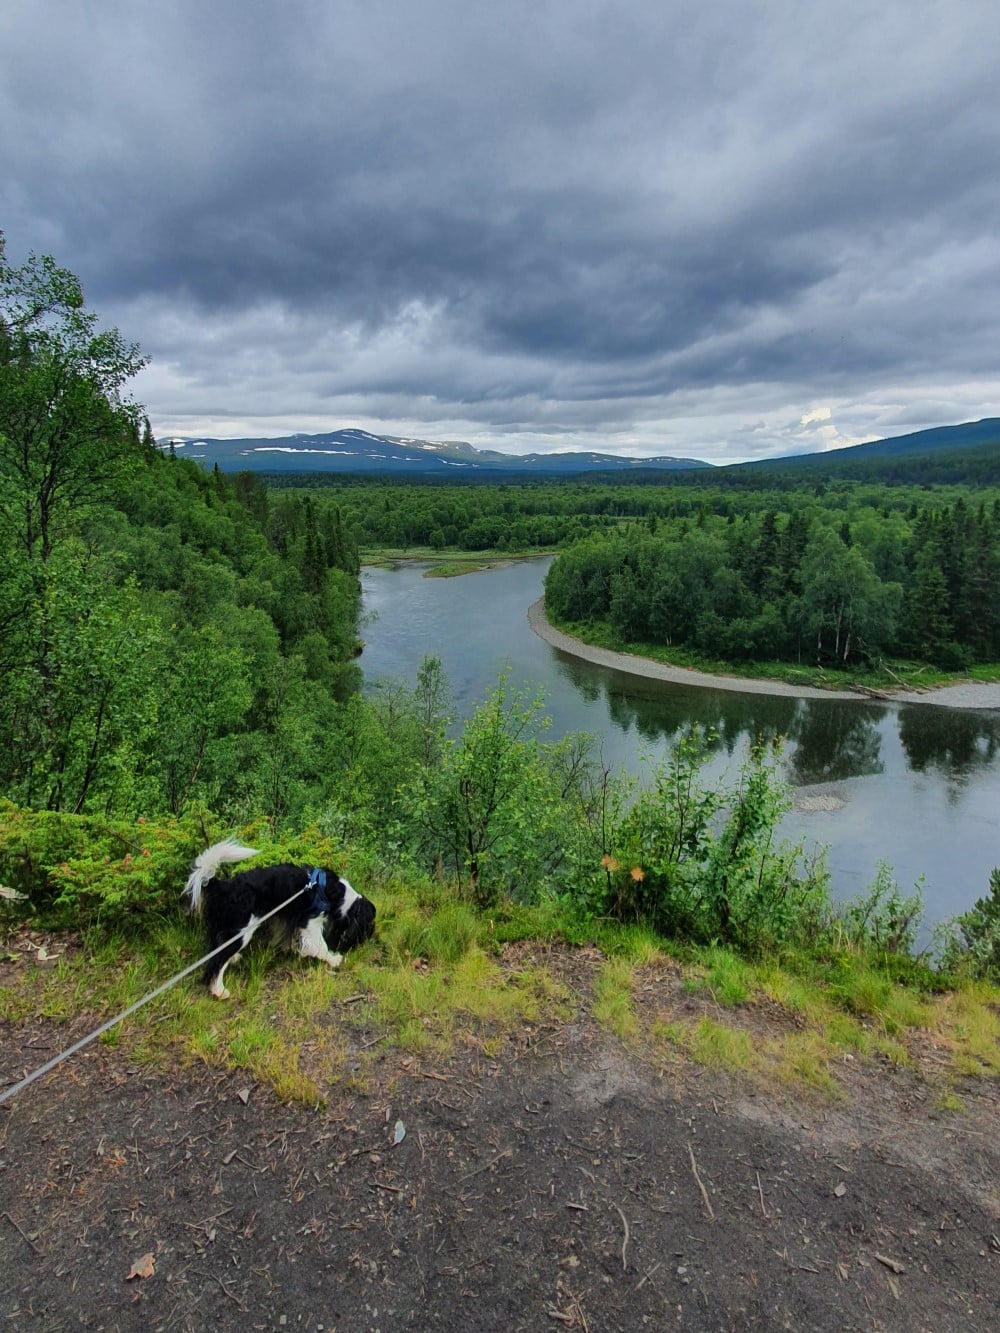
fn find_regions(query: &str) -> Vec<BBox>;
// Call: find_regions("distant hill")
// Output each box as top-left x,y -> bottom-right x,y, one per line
734,417 -> 1000,473
158,428 -> 712,475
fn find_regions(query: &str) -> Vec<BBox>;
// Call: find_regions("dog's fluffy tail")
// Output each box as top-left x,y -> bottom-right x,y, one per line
184,840 -> 259,915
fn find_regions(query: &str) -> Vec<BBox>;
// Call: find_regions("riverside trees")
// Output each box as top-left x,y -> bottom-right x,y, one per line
544,499 -> 1000,672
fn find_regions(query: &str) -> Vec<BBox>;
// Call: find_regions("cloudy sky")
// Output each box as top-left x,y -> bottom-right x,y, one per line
3,1 -> 1000,462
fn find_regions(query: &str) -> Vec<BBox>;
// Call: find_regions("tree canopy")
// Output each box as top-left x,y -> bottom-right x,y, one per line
0,238 -> 363,818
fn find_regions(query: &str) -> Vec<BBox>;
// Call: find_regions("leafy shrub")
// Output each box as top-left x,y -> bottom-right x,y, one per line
0,803 -> 369,928
0,800 -> 223,923
937,867 -> 1000,980
839,862 -> 924,956
413,671 -> 560,908
585,734 -> 831,954
932,641 -> 971,672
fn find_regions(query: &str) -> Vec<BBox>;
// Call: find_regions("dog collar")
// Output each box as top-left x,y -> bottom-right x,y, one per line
304,867 -> 331,917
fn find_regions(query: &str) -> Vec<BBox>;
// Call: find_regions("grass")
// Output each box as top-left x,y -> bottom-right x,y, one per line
360,547 -> 552,577
683,947 -> 755,1007
3,881 -> 997,1106
928,983 -> 1000,1077
593,957 -> 640,1040
687,1018 -> 758,1074
586,933 -> 998,1100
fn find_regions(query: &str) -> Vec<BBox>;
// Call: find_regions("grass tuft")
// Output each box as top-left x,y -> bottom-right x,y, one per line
593,958 -> 639,1040
687,1018 -> 758,1073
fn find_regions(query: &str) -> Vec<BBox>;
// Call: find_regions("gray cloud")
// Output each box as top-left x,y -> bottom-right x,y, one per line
3,1 -> 1000,461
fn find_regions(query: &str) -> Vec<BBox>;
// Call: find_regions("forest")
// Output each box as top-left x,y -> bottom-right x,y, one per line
543,497 -> 1000,671
0,240 -> 362,823
270,470 -> 1000,673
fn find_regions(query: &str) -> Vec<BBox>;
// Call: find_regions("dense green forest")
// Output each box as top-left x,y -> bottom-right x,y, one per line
265,471 -> 1000,673
0,239 -> 362,822
544,497 -> 1000,670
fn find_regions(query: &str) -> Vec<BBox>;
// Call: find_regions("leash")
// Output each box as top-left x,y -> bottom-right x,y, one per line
0,878 -> 318,1108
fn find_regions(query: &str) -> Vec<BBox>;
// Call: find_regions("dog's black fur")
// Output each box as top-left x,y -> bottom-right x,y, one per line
184,841 -> 376,999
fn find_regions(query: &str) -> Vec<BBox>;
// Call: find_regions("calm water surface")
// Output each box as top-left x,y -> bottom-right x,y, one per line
360,559 -> 1000,931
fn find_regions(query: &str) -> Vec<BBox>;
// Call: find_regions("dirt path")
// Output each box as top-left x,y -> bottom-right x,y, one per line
2,997 -> 997,1331
528,600 -> 1000,710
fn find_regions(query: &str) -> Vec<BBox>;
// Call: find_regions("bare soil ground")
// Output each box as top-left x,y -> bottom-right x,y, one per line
2,943 -> 998,1333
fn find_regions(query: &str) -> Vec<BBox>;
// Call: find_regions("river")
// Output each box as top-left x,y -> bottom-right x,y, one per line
360,558 -> 1000,933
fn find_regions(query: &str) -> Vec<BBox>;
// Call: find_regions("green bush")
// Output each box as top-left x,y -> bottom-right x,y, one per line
839,861 -> 924,956
938,868 -> 1000,981
0,804 -> 369,928
582,734 -> 831,955
0,800 -> 224,924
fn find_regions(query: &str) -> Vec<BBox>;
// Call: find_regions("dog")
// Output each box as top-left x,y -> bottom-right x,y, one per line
184,841 -> 376,999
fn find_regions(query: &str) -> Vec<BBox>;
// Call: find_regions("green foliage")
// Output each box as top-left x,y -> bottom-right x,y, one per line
838,861 -> 925,956
413,670 -> 555,906
544,489 -> 1000,673
0,800 -> 223,923
313,662 -> 607,914
0,234 -> 147,565
2,542 -> 168,813
0,240 -> 364,821
0,806 -> 364,927
938,867 -> 1000,981
581,733 -> 830,952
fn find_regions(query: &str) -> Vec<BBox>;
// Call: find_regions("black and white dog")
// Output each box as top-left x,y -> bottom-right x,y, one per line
184,841 -> 376,999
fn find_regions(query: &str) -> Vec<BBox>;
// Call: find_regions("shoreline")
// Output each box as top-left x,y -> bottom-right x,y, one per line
527,599 -> 1000,710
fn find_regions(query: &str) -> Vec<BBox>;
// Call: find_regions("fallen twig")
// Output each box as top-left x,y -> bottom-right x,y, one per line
636,1261 -> 661,1291
611,1202 -> 630,1270
198,1270 -> 247,1311
3,1211 -> 42,1255
756,1170 -> 768,1218
875,1252 -> 905,1275
688,1142 -> 715,1221
457,1148 -> 513,1181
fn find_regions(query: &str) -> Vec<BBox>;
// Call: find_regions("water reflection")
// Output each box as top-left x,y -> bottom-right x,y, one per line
551,652 -> 888,785
785,701 -> 886,784
898,705 -> 1000,783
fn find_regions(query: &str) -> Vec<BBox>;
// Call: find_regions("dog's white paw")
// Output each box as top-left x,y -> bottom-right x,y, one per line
210,983 -> 231,1000
327,953 -> 344,970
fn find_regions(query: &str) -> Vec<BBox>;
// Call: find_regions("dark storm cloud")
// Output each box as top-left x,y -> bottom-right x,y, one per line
3,0 -> 1000,458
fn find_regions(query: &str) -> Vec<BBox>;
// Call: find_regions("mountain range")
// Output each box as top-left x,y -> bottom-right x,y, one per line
160,428 -> 711,475
160,418 -> 1000,477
